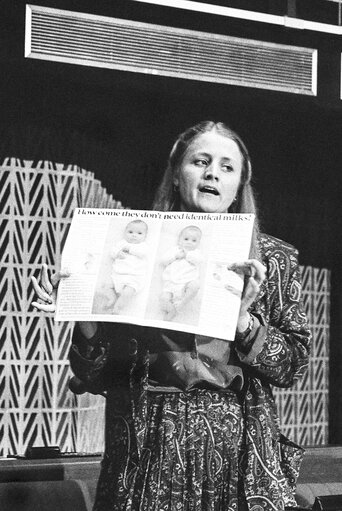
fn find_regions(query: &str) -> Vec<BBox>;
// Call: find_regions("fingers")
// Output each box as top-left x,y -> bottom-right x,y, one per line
243,277 -> 261,300
41,264 -> 53,294
31,275 -> 53,303
50,269 -> 70,288
238,260 -> 266,313
31,264 -> 70,312
32,301 -> 56,313
228,259 -> 266,284
239,280 -> 259,316
248,260 -> 266,285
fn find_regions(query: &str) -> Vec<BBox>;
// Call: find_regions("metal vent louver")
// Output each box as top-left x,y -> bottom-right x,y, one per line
25,5 -> 317,95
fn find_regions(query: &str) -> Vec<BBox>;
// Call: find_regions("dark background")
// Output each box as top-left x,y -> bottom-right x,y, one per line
1,0 -> 342,442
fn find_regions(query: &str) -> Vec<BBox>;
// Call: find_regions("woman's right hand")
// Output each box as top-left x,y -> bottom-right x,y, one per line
32,264 -> 98,339
31,263 -> 70,312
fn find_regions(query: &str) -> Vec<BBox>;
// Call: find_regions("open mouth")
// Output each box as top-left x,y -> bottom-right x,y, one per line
199,186 -> 219,196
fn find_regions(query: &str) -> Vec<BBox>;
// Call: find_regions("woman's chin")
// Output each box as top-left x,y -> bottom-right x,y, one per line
195,196 -> 225,213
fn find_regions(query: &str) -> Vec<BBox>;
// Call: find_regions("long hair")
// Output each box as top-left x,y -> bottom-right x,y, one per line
152,121 -> 260,259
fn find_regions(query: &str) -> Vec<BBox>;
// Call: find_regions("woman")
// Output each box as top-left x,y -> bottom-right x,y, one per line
32,121 -> 311,511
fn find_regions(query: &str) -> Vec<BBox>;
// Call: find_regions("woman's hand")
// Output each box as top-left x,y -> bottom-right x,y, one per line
32,265 -> 98,341
31,263 -> 70,312
228,260 -> 266,332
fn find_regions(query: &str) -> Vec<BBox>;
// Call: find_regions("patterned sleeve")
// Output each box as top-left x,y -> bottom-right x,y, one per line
236,244 -> 312,388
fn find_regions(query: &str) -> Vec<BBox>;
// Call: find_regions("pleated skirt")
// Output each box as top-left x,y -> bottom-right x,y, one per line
94,387 -> 247,511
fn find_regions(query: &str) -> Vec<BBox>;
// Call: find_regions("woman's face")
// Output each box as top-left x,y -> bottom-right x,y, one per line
174,131 -> 243,213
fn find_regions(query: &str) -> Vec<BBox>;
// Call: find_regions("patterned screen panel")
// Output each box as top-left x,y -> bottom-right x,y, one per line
274,266 -> 330,446
0,159 -> 329,456
0,159 -> 122,456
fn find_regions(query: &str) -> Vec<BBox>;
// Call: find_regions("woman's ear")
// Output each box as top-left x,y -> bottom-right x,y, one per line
173,176 -> 179,187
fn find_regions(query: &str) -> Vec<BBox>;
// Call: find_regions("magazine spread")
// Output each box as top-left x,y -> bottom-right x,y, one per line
55,208 -> 255,341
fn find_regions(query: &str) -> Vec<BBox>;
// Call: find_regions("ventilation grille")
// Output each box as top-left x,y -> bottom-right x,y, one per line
25,5 -> 317,95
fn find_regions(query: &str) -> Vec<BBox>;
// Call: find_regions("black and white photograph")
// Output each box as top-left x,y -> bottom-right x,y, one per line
146,220 -> 211,325
1,1 -> 342,510
91,215 -> 157,317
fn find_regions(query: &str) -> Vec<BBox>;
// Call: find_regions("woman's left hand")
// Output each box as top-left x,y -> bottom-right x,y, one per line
31,264 -> 70,312
228,260 -> 266,332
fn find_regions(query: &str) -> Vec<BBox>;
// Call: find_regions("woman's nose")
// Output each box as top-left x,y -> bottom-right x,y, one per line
204,162 -> 219,180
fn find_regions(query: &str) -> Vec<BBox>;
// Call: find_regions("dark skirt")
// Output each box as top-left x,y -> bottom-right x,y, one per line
94,387 -> 248,511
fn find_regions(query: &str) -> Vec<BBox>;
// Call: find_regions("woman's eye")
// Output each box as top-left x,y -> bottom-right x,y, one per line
194,158 -> 208,167
222,164 -> 233,172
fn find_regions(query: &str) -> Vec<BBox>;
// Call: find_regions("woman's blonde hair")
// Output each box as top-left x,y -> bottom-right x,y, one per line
152,121 -> 260,259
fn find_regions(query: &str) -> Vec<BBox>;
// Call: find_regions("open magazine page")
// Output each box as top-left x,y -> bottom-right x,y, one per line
55,209 -> 255,341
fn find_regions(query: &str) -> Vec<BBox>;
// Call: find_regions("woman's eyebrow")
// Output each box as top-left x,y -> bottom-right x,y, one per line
191,151 -> 237,163
221,156 -> 238,164
192,151 -> 210,157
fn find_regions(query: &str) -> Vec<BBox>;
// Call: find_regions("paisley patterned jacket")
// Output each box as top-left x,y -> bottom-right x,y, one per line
69,233 -> 312,510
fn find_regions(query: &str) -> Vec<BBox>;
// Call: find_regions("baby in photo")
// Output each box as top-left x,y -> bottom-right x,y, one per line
108,219 -> 149,314
160,225 -> 203,320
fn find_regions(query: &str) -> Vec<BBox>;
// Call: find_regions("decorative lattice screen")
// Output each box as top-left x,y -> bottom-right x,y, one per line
0,159 -> 329,456
0,159 -> 123,456
274,266 -> 330,446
